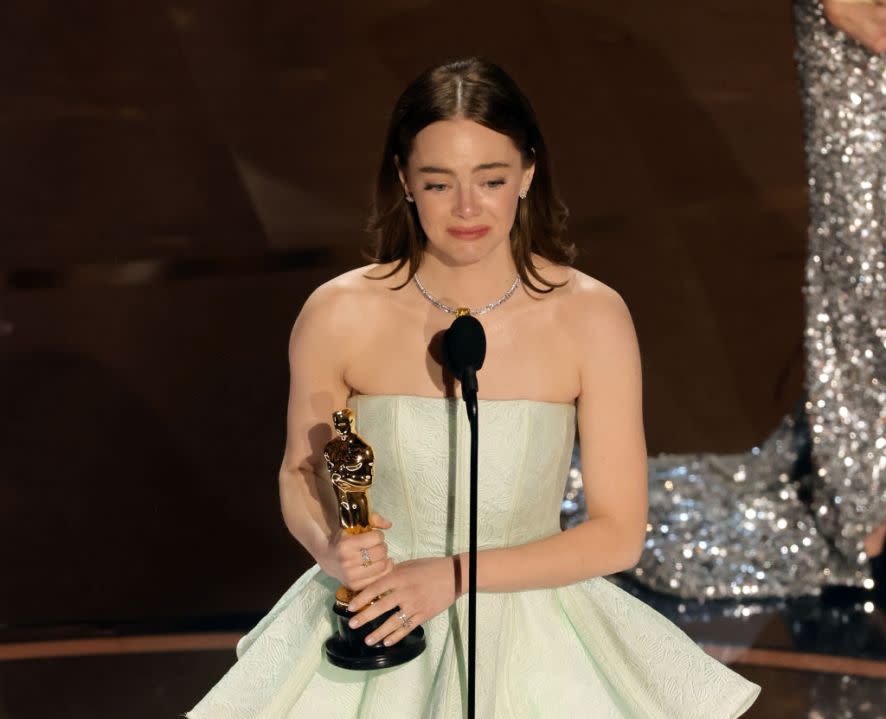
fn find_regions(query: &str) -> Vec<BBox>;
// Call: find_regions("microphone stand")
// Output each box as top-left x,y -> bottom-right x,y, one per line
443,313 -> 485,719
461,367 -> 479,719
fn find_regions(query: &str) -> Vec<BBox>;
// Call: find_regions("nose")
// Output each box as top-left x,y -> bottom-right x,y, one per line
453,184 -> 480,219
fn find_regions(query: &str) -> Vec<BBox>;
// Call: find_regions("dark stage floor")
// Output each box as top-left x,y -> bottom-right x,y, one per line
2,580 -> 884,718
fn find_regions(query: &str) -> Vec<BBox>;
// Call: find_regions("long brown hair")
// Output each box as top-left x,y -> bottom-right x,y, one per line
366,58 -> 573,292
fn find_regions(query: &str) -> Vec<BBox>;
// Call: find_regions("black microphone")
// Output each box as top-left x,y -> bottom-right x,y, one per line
442,314 -> 487,400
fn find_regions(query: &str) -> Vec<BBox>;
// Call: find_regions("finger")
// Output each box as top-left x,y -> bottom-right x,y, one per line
368,528 -> 388,546
378,616 -> 420,647
345,558 -> 394,590
346,559 -> 394,592
340,529 -> 385,553
348,571 -> 396,611
366,611 -> 419,647
369,512 -> 393,529
360,542 -> 389,565
355,528 -> 386,547
342,540 -> 388,570
348,592 -> 399,630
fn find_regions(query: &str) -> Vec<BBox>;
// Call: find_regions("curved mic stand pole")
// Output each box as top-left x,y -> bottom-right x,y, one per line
461,367 -> 479,719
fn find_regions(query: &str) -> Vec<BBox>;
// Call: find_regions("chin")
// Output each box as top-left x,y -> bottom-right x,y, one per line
428,235 -> 510,266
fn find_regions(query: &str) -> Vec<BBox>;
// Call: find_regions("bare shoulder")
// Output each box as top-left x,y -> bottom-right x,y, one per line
291,262 -> 405,350
298,263 -> 403,323
545,264 -> 637,348
565,267 -> 628,312
305,262 -> 402,307
528,257 -> 630,320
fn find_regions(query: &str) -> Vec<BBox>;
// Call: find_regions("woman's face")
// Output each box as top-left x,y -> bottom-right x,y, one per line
398,118 -> 534,267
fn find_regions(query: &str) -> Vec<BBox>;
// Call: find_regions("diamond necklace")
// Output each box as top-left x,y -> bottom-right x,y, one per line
412,273 -> 520,317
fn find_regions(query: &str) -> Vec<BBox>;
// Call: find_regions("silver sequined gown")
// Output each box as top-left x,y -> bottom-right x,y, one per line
798,0 -> 886,579
562,0 -> 886,600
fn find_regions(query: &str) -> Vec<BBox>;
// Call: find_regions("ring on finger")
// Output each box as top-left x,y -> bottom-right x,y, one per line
397,611 -> 412,629
360,547 -> 372,568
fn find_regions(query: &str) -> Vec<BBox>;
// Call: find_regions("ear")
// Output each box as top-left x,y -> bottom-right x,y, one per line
521,154 -> 536,195
394,154 -> 409,192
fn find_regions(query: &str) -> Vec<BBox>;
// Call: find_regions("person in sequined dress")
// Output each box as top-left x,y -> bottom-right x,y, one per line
561,0 -> 886,603
798,0 -> 886,598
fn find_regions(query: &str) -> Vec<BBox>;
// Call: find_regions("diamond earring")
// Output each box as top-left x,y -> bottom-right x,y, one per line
519,188 -> 528,199
405,192 -> 414,203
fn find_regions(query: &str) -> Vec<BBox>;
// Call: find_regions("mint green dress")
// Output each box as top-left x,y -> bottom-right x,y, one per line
187,395 -> 760,718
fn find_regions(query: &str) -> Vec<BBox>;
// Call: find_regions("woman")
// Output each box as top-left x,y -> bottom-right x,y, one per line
187,58 -> 759,718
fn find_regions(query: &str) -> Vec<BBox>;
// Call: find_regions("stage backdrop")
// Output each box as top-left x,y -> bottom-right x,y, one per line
1,0 -> 807,628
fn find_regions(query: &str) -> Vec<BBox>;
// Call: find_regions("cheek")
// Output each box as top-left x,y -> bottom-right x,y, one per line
481,191 -> 520,227
413,198 -> 447,230
411,201 -> 448,244
494,192 -> 520,216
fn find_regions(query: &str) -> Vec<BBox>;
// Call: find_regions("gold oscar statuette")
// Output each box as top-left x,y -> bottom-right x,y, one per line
323,408 -> 425,670
325,408 -> 376,608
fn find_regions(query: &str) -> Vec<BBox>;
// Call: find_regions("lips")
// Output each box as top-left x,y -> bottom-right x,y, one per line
447,225 -> 491,240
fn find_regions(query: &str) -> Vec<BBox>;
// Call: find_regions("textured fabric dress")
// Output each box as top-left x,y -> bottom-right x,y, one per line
562,0 -> 886,601
187,395 -> 760,718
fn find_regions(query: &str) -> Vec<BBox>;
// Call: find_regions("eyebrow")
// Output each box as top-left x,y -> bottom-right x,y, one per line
417,162 -> 511,174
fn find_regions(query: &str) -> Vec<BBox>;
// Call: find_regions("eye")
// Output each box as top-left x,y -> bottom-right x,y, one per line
423,183 -> 447,192
484,179 -> 506,189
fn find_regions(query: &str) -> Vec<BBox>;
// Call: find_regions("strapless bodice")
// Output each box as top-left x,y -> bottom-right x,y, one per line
188,394 -> 760,719
346,394 -> 576,559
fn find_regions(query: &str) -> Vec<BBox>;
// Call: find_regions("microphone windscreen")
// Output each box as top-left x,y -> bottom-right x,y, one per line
443,315 -> 487,380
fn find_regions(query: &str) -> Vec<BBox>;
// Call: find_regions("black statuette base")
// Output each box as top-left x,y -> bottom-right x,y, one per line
325,602 -> 426,670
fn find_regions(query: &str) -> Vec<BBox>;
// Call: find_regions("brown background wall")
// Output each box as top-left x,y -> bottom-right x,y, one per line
1,0 -> 808,627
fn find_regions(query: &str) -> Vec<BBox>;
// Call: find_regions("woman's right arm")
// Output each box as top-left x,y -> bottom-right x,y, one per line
277,283 -> 393,590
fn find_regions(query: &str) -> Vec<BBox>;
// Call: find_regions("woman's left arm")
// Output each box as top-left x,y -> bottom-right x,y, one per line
348,286 -> 648,646
462,286 -> 648,591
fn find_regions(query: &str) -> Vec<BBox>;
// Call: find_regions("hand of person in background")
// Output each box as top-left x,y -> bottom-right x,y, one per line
318,512 -> 394,591
823,0 -> 886,54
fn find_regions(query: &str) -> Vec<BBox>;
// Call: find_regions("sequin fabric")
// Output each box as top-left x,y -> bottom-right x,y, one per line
562,0 -> 885,600
562,413 -> 855,599
797,0 -> 886,584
